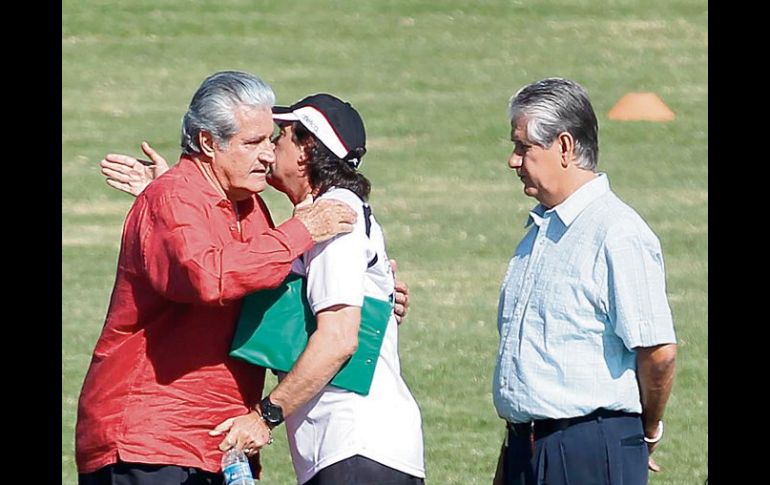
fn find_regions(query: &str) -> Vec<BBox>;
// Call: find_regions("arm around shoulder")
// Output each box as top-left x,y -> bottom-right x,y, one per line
138,194 -> 311,305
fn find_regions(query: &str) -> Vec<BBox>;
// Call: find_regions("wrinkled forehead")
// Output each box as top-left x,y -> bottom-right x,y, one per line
232,104 -> 274,135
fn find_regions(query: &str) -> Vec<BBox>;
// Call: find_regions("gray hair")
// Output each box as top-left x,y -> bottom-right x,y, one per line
507,78 -> 599,170
181,71 -> 276,155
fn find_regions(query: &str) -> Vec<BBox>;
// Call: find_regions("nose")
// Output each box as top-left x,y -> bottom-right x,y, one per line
258,148 -> 276,166
508,151 -> 522,170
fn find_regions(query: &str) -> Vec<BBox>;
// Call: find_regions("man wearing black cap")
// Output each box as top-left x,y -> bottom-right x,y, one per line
212,93 -> 425,484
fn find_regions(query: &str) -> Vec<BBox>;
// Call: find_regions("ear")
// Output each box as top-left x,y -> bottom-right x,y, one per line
297,137 -> 315,172
198,131 -> 217,159
557,132 -> 575,168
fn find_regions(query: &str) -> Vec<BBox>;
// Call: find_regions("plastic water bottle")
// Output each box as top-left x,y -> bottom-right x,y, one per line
221,448 -> 254,485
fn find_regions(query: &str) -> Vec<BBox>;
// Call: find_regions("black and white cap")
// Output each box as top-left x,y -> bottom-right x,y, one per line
273,93 -> 367,169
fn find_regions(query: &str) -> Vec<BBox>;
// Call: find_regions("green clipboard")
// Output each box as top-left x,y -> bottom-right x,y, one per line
230,273 -> 393,396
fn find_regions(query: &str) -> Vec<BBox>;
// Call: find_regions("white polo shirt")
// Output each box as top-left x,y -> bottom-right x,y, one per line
284,187 -> 425,484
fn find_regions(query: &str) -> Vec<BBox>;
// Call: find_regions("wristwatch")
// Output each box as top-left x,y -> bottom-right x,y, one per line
259,396 -> 284,429
643,420 -> 664,444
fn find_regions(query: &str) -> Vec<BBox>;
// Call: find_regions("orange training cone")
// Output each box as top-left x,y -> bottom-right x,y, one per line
607,92 -> 675,121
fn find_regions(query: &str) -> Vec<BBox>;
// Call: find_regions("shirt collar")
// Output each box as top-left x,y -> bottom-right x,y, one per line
175,155 -> 231,207
526,173 -> 610,228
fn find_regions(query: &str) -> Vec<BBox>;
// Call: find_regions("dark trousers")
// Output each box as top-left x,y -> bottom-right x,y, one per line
305,455 -> 424,485
78,462 -> 224,485
503,413 -> 649,485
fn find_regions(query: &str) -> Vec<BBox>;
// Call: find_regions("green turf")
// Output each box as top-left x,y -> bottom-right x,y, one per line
63,1 -> 707,483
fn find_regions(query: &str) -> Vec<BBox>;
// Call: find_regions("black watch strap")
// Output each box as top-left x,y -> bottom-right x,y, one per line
259,396 -> 284,429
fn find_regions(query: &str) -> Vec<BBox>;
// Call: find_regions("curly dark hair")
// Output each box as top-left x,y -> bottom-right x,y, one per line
292,121 -> 370,200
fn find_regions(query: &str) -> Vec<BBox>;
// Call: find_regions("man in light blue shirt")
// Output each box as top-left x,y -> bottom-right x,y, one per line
492,78 -> 677,485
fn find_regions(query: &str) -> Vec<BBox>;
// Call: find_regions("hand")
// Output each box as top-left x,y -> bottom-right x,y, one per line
209,410 -> 273,458
644,418 -> 663,471
100,141 -> 170,196
646,438 -> 661,472
294,199 -> 357,243
391,259 -> 410,324
648,455 -> 661,472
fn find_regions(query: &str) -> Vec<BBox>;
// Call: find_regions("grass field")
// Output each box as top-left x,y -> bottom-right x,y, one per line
62,1 -> 708,483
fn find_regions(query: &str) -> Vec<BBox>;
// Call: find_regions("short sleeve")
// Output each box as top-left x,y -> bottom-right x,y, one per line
303,190 -> 369,313
605,226 -> 677,349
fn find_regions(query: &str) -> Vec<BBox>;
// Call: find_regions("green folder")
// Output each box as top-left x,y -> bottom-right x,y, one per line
230,273 -> 393,396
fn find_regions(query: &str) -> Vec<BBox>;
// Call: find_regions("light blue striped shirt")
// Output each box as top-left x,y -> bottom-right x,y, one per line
492,173 -> 676,423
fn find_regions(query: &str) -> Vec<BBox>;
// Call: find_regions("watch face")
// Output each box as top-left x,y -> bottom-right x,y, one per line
266,406 -> 279,421
261,398 -> 283,424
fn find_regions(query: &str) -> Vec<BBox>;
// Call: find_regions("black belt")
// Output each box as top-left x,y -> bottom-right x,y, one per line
507,409 -> 639,441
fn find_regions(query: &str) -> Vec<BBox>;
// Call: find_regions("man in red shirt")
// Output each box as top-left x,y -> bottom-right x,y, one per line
76,71 -> 357,485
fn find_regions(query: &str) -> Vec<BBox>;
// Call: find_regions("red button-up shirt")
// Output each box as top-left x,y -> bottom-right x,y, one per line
76,156 -> 313,474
